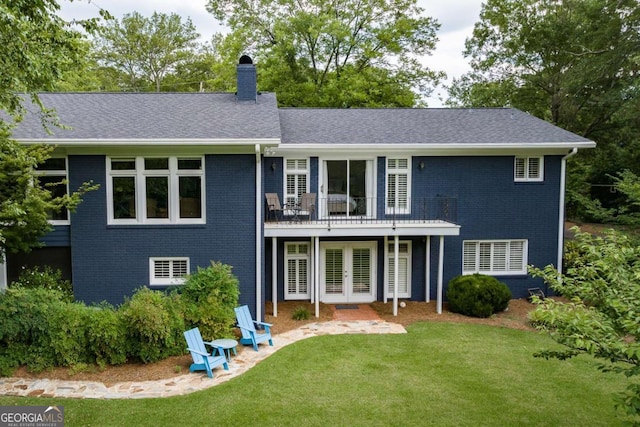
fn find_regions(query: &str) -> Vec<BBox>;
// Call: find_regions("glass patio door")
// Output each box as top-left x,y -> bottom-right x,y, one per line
321,160 -> 373,218
320,242 -> 376,303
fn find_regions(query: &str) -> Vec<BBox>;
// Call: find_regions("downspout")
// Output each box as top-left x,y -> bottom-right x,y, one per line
557,148 -> 578,278
255,144 -> 262,321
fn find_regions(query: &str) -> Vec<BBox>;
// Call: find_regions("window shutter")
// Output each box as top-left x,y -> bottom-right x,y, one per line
285,243 -> 310,299
463,242 -> 477,273
387,158 -> 410,213
352,248 -> 371,294
509,241 -> 525,271
462,240 -> 527,275
528,157 -> 540,179
515,157 -> 526,179
154,260 -> 170,278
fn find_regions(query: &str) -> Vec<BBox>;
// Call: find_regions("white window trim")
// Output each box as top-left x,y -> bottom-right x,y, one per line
385,157 -> 411,215
283,158 -> 309,210
462,239 -> 528,276
514,156 -> 544,182
149,257 -> 189,286
106,156 -> 205,225
284,242 -> 310,300
38,157 -> 70,225
384,240 -> 412,298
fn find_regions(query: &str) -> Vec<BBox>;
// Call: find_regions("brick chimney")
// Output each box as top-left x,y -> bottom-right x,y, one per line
236,55 -> 257,102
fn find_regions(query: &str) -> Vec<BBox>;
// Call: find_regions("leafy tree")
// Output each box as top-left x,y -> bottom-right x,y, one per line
93,11 -> 200,92
529,229 -> 640,423
0,0 -> 100,260
207,0 -> 444,107
447,0 -> 640,222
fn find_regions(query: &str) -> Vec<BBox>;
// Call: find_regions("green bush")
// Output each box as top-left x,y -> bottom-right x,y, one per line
447,274 -> 512,318
0,261 -> 241,372
292,306 -> 310,320
0,287 -> 70,374
120,288 -> 184,363
180,261 -> 239,340
12,266 -> 73,302
47,302 -> 91,367
85,304 -> 128,368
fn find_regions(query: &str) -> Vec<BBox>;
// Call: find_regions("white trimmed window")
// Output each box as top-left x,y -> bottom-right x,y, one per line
150,257 -> 189,285
514,156 -> 543,182
37,157 -> 69,224
463,240 -> 527,275
284,159 -> 309,207
284,242 -> 310,299
386,158 -> 410,214
107,157 -> 204,224
385,241 -> 411,298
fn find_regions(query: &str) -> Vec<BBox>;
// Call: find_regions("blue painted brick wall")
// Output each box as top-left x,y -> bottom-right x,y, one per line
413,155 -> 562,299
263,154 -> 562,302
68,154 -> 258,307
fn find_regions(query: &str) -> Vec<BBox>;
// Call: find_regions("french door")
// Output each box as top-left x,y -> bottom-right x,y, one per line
320,242 -> 376,303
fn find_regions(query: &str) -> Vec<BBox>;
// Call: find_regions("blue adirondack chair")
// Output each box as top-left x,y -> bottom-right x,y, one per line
183,327 -> 229,378
234,305 -> 273,351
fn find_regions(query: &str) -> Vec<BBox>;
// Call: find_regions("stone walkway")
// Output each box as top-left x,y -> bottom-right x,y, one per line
0,320 -> 406,399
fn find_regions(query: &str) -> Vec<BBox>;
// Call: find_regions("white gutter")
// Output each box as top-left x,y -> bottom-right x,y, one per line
271,141 -> 597,151
18,138 -> 280,147
255,144 -> 262,321
557,148 -> 578,277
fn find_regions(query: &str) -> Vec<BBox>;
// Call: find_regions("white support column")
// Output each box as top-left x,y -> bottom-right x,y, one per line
437,235 -> 444,314
425,235 -> 431,303
310,237 -> 315,304
255,144 -> 262,321
393,235 -> 399,316
383,236 -> 388,304
271,237 -> 277,317
314,236 -> 320,318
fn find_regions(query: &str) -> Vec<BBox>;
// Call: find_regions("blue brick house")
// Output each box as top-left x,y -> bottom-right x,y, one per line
2,59 -> 595,320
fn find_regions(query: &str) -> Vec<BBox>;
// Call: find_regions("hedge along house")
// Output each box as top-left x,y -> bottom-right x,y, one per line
3,57 -> 595,320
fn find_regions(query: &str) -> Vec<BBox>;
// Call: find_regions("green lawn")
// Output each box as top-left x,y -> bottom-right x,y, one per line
0,322 -> 632,426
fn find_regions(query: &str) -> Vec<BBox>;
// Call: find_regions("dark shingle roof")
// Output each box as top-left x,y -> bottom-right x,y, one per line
278,108 -> 592,145
10,92 -> 281,141
9,93 -> 593,148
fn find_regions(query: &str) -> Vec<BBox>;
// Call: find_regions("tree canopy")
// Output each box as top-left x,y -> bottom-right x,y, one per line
93,11 -> 201,92
447,0 -> 640,222
0,0 -> 99,260
206,0 -> 444,107
530,227 -> 640,423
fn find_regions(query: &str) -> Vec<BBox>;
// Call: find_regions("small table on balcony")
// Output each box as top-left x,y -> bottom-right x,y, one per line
210,338 -> 238,362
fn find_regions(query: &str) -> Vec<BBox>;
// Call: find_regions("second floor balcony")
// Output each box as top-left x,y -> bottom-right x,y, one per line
264,195 -> 459,238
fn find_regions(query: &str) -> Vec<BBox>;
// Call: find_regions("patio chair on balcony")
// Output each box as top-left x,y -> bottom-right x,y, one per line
265,193 -> 283,221
299,193 -> 316,220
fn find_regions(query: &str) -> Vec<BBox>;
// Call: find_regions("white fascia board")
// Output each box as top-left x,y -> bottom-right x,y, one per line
17,138 -> 281,148
264,222 -> 461,238
275,141 -> 596,156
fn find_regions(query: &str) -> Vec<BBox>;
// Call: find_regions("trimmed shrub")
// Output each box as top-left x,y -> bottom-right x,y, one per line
180,261 -> 239,340
85,304 -> 128,367
120,288 -> 184,363
447,274 -> 512,318
0,287 -> 68,374
12,266 -> 73,302
47,302 -> 91,367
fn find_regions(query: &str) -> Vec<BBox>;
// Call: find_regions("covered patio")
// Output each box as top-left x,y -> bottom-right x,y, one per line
265,220 -> 461,317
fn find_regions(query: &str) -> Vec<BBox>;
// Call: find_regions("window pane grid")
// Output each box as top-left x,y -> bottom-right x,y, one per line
109,156 -> 204,223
